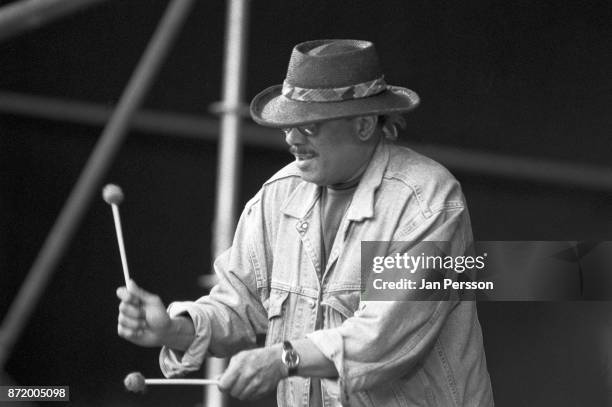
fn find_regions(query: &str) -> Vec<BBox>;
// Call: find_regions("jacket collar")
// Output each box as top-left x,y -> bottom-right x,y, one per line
280,180 -> 320,219
280,139 -> 390,221
345,139 -> 389,221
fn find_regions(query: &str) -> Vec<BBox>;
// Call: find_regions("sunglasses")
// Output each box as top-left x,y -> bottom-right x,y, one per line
281,123 -> 319,137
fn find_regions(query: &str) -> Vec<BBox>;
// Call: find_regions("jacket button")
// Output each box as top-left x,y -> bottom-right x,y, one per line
308,300 -> 316,308
296,221 -> 309,233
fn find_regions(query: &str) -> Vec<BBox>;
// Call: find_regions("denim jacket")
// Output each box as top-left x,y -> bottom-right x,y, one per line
159,141 -> 494,406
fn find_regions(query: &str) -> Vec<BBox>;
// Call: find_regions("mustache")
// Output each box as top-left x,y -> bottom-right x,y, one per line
289,146 -> 316,155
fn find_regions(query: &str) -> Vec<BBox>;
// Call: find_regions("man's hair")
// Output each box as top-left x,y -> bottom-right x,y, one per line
378,114 -> 406,141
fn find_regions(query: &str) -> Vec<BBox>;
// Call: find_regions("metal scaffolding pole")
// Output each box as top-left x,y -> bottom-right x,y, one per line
2,91 -> 612,193
206,0 -> 251,406
0,0 -> 195,368
0,0 -> 108,43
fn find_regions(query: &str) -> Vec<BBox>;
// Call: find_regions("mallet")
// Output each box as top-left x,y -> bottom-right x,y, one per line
102,184 -> 130,286
124,372 -> 220,393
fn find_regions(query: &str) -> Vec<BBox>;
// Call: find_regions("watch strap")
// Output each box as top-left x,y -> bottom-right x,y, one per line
281,340 -> 300,376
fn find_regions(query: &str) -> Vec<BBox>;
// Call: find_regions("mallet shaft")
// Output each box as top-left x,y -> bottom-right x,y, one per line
145,378 -> 219,386
111,203 -> 130,286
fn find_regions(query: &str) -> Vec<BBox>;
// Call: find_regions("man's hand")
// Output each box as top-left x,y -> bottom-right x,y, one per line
116,281 -> 172,347
218,344 -> 287,400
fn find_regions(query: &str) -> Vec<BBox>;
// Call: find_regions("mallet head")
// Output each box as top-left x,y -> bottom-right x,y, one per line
124,371 -> 146,393
102,184 -> 124,205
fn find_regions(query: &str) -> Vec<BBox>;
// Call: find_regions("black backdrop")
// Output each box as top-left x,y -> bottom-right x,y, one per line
1,1 -> 611,406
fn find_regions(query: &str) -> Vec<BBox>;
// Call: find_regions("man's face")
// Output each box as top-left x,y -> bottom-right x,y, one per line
284,118 -> 374,186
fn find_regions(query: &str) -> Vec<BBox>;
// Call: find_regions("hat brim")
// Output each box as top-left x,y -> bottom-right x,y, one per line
250,85 -> 420,128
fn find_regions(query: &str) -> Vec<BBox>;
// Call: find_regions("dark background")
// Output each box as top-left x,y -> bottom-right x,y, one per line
1,0 -> 611,406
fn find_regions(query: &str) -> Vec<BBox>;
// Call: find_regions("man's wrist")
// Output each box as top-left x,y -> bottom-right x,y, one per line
162,316 -> 195,351
288,338 -> 339,378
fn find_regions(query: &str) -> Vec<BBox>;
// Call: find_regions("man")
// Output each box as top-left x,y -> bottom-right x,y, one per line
117,39 -> 494,406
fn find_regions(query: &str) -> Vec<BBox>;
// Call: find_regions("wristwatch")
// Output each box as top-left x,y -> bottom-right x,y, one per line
281,340 -> 300,376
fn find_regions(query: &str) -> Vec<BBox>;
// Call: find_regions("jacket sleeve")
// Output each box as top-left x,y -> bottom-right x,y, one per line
159,193 -> 270,377
306,204 -> 473,401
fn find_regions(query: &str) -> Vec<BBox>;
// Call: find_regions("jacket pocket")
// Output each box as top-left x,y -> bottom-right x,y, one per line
322,290 -> 360,327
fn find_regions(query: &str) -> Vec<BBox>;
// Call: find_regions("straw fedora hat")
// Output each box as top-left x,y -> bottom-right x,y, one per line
250,39 -> 420,128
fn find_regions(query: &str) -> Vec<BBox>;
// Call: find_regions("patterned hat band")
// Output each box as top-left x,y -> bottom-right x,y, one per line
281,76 -> 387,102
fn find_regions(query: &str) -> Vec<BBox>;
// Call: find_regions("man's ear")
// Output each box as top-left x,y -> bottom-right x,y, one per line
354,116 -> 377,141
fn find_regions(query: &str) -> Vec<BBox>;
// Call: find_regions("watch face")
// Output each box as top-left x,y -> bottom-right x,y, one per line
283,349 -> 299,366
282,342 -> 300,372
